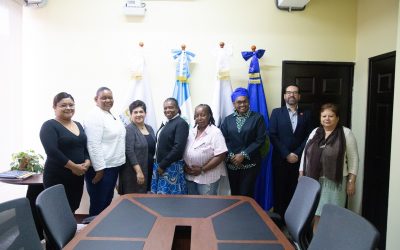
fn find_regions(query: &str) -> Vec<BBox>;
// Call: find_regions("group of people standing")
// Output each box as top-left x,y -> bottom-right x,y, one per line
39,83 -> 359,231
39,86 -> 265,217
40,87 -> 126,217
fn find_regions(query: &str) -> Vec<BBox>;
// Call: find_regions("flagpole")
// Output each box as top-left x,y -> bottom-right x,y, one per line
119,42 -> 157,130
211,42 -> 233,195
211,42 -> 234,127
172,44 -> 195,126
242,45 -> 274,211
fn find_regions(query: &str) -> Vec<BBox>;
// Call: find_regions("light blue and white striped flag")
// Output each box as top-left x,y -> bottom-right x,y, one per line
172,49 -> 195,126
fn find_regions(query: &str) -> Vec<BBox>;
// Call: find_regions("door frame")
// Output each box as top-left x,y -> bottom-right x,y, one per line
362,50 -> 396,250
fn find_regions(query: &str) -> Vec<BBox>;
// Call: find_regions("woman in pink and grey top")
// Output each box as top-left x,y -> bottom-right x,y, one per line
183,104 -> 228,195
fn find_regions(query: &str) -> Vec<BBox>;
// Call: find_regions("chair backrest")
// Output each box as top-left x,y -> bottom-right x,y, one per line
0,197 -> 43,250
284,176 -> 321,248
308,204 -> 379,250
36,184 -> 77,250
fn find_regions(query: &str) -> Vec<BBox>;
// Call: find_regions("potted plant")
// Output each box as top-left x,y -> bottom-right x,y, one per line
10,149 -> 44,173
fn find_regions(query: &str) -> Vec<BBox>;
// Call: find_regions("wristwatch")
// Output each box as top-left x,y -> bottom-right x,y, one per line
200,167 -> 205,175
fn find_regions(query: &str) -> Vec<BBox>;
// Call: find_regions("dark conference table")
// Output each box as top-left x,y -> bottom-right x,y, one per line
64,194 -> 294,250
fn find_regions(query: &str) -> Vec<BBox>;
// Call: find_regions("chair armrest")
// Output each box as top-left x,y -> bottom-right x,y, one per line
267,211 -> 285,229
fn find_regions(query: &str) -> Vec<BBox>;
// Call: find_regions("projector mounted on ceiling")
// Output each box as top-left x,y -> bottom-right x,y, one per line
23,0 -> 47,7
124,0 -> 146,16
276,0 -> 310,11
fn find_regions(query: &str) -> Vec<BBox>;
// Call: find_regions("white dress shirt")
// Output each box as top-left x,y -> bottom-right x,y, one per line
286,103 -> 298,132
84,107 -> 126,171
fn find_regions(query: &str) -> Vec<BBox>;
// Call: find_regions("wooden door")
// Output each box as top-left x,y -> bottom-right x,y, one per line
362,51 -> 395,250
282,61 -> 354,128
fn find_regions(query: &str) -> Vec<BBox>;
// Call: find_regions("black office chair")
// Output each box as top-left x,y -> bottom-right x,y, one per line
0,197 -> 43,250
308,204 -> 380,250
36,184 -> 77,250
269,176 -> 321,249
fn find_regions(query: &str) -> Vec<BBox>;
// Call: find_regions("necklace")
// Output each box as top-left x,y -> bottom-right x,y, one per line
137,124 -> 149,135
136,124 -> 146,130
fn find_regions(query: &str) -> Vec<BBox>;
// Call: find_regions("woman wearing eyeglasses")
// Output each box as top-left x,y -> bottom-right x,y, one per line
220,87 -> 267,198
39,92 -> 90,213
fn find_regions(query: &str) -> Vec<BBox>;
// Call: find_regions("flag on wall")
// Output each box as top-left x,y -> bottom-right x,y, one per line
119,45 -> 157,130
242,48 -> 274,211
211,43 -> 234,127
172,48 -> 195,126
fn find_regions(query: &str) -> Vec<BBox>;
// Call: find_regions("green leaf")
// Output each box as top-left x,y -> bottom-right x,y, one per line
10,149 -> 44,173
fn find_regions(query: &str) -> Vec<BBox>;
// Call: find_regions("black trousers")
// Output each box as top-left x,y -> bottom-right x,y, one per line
273,159 -> 299,217
228,165 -> 261,198
43,167 -> 84,213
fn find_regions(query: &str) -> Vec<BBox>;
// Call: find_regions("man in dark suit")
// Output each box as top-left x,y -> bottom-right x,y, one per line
270,83 -> 312,217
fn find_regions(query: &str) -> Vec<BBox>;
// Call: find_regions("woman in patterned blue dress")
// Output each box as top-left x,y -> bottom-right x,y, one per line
151,98 -> 189,194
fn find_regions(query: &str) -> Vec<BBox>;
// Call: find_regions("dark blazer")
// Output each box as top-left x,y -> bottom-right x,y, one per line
119,122 -> 155,194
125,123 -> 156,168
156,116 -> 189,170
269,106 -> 312,160
220,111 -> 267,165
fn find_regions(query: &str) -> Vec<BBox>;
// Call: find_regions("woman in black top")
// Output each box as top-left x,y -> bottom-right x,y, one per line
151,97 -> 189,194
221,88 -> 267,198
39,92 -> 90,212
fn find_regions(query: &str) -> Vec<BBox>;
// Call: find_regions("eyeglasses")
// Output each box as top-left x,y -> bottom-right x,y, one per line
285,91 -> 299,95
57,104 -> 75,109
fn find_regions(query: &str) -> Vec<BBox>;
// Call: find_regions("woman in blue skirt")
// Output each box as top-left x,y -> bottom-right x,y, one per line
151,98 -> 189,194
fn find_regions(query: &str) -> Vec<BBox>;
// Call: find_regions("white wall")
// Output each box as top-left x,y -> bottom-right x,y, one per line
387,3 -> 400,249
353,1 -> 400,247
19,0 -> 357,145
351,0 -> 399,213
0,0 -> 27,202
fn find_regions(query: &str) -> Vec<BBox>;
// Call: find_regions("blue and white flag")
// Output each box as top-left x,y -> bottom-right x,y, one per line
120,45 -> 157,129
211,45 -> 234,127
172,49 -> 195,126
242,48 -> 273,211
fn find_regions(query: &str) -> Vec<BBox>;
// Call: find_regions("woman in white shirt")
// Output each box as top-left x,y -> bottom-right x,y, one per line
84,87 -> 126,216
183,104 -> 228,195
